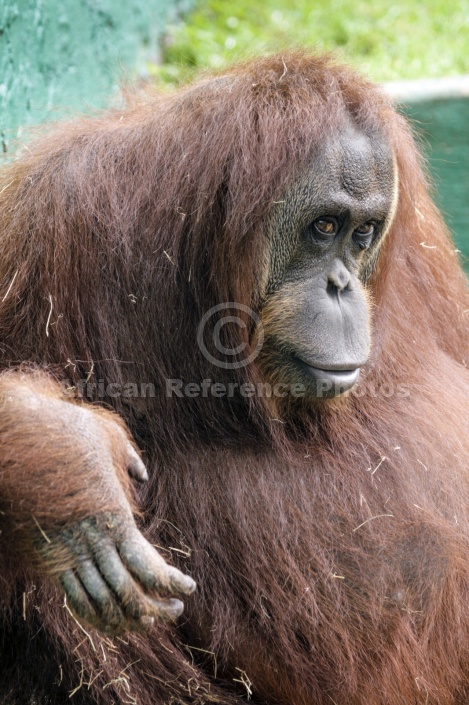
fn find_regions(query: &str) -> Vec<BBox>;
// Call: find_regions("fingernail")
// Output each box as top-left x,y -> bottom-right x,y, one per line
128,455 -> 149,482
168,598 -> 184,619
170,569 -> 197,594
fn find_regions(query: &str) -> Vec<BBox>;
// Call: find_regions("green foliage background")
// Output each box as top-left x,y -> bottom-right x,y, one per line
157,0 -> 469,84
155,1 -> 469,271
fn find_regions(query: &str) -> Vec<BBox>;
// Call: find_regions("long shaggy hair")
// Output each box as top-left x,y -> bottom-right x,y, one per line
0,51 -> 469,705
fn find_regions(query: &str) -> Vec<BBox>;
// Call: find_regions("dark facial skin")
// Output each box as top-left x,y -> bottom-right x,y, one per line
259,121 -> 396,400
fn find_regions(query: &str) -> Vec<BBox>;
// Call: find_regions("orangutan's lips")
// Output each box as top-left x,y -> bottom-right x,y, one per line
294,356 -> 361,394
306,365 -> 360,390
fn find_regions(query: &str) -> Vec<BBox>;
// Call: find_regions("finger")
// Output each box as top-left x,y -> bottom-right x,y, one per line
127,446 -> 148,483
91,536 -> 152,618
75,557 -> 124,631
60,569 -> 98,624
118,528 -> 196,597
90,532 -> 187,626
148,597 -> 184,622
95,540 -> 184,623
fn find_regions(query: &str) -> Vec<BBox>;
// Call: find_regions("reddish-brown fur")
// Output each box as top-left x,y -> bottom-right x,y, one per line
0,52 -> 469,704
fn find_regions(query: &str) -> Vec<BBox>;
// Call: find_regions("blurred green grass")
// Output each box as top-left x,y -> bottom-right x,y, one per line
154,0 -> 469,84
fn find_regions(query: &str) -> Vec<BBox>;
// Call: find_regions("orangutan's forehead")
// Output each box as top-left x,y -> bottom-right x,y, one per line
319,123 -> 395,201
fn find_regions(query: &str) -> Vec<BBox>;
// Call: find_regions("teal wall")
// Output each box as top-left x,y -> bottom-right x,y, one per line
386,77 -> 469,274
403,98 -> 469,273
0,0 -> 192,154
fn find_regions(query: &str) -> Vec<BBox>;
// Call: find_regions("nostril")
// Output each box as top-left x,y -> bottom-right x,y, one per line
326,260 -> 352,293
326,279 -> 339,297
327,273 -> 351,294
